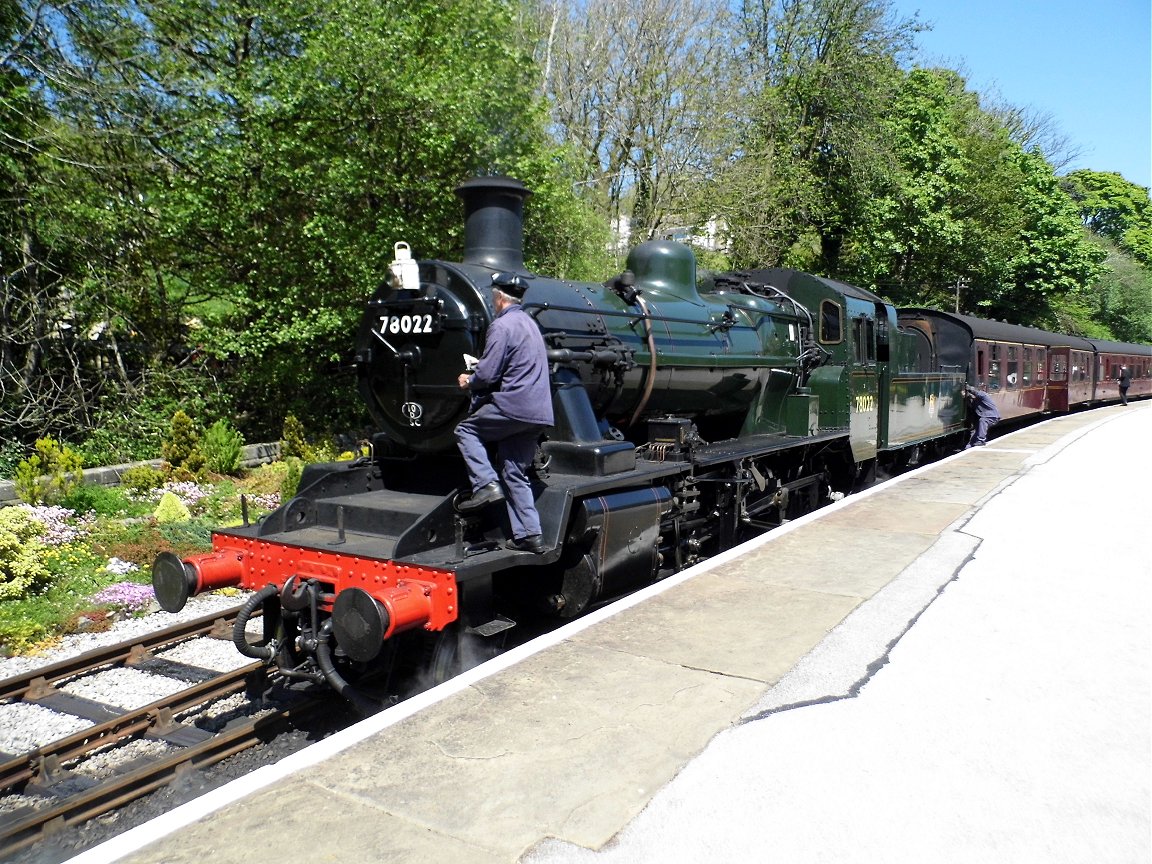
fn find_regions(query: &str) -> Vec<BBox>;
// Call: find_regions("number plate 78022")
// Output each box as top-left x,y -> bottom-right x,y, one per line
378,312 -> 438,335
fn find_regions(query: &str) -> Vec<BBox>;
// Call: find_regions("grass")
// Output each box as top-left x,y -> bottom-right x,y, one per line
0,463 -> 288,657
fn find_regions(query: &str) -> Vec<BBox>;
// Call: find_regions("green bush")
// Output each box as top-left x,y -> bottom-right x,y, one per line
119,464 -> 166,495
0,507 -> 53,601
280,414 -> 314,461
280,456 -> 304,500
201,419 -> 245,475
153,491 -> 191,523
0,440 -> 26,481
161,411 -> 205,473
158,520 -> 212,548
60,483 -> 151,519
13,437 -> 85,505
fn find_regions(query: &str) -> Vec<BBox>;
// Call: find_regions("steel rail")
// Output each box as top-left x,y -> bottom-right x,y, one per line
0,606 -> 248,703
0,695 -> 315,858
0,658 -> 264,792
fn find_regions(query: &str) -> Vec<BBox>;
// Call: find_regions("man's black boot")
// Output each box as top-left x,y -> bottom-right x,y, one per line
505,534 -> 545,554
458,481 -> 504,512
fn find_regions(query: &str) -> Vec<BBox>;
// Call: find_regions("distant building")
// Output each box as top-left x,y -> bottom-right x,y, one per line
612,215 -> 728,255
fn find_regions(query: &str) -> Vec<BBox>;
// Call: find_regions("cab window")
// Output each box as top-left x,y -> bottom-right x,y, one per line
820,300 -> 843,344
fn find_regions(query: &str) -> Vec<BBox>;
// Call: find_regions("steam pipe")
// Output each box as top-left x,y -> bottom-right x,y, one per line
233,584 -> 279,661
315,620 -> 382,715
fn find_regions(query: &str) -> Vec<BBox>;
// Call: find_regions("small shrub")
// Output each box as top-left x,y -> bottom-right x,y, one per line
280,414 -> 314,461
13,437 -> 84,505
153,491 -> 191,523
0,507 -> 53,601
201,419 -> 245,475
168,465 -> 199,483
119,464 -> 166,495
61,483 -> 147,518
281,456 -> 304,500
161,411 -> 205,473
0,616 -> 52,655
158,521 -> 212,549
91,520 -> 210,567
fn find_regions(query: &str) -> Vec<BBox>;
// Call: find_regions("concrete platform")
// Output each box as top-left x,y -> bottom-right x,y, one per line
69,404 -> 1150,864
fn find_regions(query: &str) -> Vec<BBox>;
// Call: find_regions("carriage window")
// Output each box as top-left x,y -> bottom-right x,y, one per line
1051,354 -> 1067,382
1036,348 -> 1047,382
988,344 -> 1001,391
820,301 -> 842,344
1006,345 -> 1019,389
1023,348 -> 1033,386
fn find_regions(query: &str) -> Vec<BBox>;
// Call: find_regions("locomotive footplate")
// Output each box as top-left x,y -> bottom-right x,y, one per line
687,430 -> 848,468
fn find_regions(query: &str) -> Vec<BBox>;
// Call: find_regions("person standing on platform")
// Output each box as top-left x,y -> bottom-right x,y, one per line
963,384 -> 1001,448
1118,366 -> 1131,405
455,272 -> 553,553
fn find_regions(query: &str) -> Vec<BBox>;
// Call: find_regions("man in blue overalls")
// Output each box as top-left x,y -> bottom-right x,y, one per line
455,272 -> 553,553
963,385 -> 1001,448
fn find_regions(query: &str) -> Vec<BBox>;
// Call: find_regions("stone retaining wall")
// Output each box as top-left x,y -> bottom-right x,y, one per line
0,442 -> 280,506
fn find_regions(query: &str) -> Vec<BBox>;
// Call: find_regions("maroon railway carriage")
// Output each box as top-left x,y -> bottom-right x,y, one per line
1084,338 -> 1152,403
896,310 -> 1092,421
897,310 -> 1152,417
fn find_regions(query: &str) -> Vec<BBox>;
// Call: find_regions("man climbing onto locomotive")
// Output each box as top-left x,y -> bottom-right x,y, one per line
455,272 -> 553,553
963,384 -> 1000,448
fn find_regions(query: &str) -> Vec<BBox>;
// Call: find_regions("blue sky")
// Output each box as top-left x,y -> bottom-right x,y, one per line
894,0 -> 1151,190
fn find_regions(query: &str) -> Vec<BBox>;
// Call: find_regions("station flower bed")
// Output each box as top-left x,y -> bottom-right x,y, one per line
0,464 -> 287,657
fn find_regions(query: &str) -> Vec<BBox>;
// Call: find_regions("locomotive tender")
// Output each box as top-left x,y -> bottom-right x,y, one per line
151,176 -> 996,706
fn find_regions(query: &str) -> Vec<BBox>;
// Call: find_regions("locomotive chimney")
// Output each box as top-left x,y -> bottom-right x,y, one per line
455,176 -> 532,271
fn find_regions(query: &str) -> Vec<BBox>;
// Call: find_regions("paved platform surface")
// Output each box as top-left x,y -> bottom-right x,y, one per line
71,404 -> 1150,864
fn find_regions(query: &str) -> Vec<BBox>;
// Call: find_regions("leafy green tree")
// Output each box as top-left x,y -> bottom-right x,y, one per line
724,0 -> 921,272
9,0 -> 600,444
839,68 -> 1104,326
1050,234 -> 1152,342
842,68 -> 1019,306
995,150 -> 1106,323
1061,170 -> 1152,267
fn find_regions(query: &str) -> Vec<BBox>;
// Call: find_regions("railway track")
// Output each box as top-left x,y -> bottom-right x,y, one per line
0,607 -> 319,858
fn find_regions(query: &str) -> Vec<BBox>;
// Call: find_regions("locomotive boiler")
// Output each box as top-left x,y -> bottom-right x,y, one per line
152,176 -> 967,708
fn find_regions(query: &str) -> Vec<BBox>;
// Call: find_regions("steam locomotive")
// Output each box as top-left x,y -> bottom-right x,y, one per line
155,175 -> 1119,708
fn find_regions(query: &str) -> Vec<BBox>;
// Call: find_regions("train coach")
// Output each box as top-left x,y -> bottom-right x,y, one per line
155,175 -> 1146,707
898,309 -> 1151,419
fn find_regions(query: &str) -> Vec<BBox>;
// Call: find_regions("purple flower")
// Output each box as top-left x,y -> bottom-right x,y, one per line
20,504 -> 97,545
91,581 -> 155,613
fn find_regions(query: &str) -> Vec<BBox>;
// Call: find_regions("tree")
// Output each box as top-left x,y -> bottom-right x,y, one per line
721,0 -> 922,273
995,149 -> 1106,324
1061,170 -> 1152,267
836,68 -> 1104,327
841,68 -> 1020,306
1050,235 -> 1152,342
5,0 -> 598,444
539,0 -> 737,249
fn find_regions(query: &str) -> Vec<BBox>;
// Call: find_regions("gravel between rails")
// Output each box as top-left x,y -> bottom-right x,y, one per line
0,592 -> 250,680
1,590 -> 364,864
